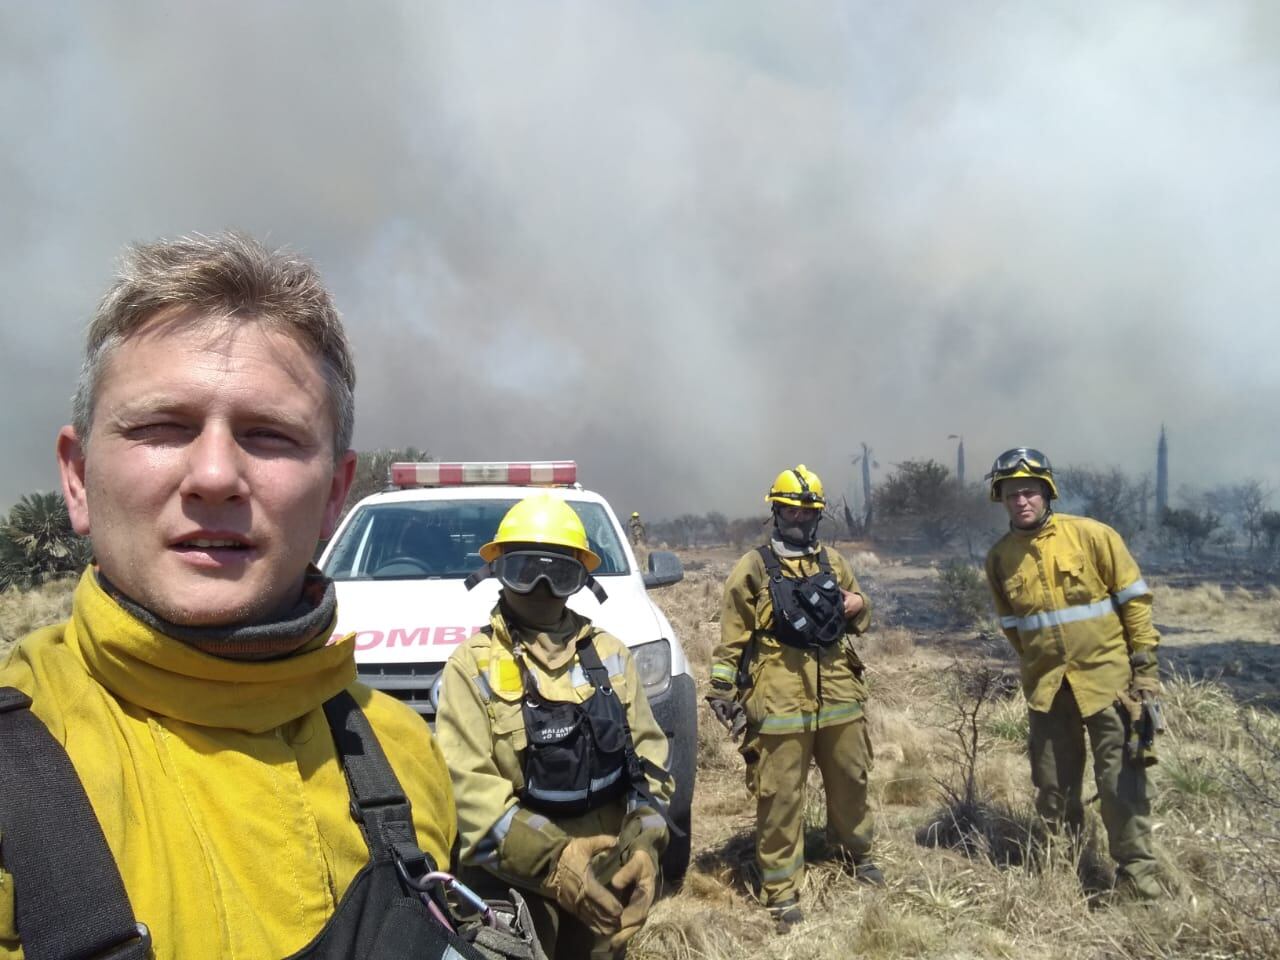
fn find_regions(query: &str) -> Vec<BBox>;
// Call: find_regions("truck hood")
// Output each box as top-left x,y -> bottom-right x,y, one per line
331,576 -> 664,664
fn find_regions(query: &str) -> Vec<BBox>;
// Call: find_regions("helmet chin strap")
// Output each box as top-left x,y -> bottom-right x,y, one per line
1013,504 -> 1054,533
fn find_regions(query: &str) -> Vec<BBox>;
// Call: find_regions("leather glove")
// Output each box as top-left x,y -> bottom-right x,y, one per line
705,680 -> 746,738
608,847 -> 658,950
619,806 -> 669,864
1129,674 -> 1160,702
546,835 -> 623,936
590,806 -> 668,887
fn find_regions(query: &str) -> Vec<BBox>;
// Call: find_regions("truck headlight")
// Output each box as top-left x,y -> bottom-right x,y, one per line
631,639 -> 671,698
431,672 -> 445,713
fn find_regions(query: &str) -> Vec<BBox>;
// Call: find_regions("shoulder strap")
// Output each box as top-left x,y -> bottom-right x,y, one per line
322,691 -> 434,880
756,544 -> 783,578
574,630 -> 613,693
816,546 -> 835,576
0,686 -> 151,960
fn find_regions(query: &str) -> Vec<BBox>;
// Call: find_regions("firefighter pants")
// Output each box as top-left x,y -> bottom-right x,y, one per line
742,717 -> 873,905
1028,680 -> 1158,894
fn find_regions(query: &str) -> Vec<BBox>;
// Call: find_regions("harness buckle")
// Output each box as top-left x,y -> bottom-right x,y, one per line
93,922 -> 151,960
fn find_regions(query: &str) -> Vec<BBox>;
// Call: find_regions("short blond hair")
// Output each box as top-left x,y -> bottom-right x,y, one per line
72,232 -> 356,455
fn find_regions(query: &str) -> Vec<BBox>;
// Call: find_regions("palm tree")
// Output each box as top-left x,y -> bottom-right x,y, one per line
0,492 -> 92,589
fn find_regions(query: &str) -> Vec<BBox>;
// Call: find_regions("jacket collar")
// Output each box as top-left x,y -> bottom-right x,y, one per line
488,602 -> 594,672
66,568 -> 356,732
769,536 -> 820,559
1010,510 -> 1058,541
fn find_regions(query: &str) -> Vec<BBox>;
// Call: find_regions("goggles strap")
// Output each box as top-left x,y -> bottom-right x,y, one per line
463,565 -> 493,591
586,577 -> 608,604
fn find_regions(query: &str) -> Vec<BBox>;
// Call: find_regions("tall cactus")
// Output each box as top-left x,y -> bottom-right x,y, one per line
1155,425 -> 1169,518
949,434 -> 965,488
852,442 -> 877,533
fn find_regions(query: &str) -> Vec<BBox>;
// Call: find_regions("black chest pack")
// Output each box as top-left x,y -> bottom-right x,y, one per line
757,545 -> 847,649
516,633 -> 680,835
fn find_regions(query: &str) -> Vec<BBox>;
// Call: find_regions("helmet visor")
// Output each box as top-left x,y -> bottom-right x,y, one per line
989,447 -> 1053,478
493,550 -> 588,598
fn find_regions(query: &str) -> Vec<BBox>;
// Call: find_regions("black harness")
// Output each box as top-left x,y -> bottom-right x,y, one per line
757,545 -> 847,649
0,686 -> 486,960
515,633 -> 682,836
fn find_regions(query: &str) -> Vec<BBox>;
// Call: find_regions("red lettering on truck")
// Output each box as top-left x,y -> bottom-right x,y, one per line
332,626 -> 486,650
432,626 -> 473,646
387,626 -> 431,647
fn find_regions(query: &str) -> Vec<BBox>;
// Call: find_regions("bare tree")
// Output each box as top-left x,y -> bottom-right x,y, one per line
1161,506 -> 1220,557
876,460 -> 995,551
1202,479 -> 1270,552
1056,465 -> 1151,539
344,446 -> 430,514
702,511 -> 729,545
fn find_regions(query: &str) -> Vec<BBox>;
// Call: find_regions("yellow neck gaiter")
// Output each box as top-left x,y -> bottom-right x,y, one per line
66,569 -> 357,734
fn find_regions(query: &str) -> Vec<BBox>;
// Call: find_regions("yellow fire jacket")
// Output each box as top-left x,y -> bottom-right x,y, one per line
711,545 -> 872,734
0,569 -> 454,960
985,512 -> 1160,717
435,607 -> 672,891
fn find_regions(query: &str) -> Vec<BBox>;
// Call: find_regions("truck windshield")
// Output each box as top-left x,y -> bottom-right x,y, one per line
324,499 -> 630,581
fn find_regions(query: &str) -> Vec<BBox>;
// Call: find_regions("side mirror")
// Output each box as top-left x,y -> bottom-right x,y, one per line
642,550 -> 683,589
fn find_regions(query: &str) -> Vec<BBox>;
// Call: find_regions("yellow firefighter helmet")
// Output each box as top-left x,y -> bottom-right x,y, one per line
987,447 -> 1059,502
479,495 -> 601,571
765,465 -> 826,510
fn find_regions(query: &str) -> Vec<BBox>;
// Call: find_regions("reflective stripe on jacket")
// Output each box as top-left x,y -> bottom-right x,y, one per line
435,607 -> 672,889
985,513 -> 1160,717
0,568 -> 455,960
711,545 -> 872,733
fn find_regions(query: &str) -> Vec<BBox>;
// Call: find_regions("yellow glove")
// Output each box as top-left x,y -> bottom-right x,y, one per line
608,848 -> 658,950
546,835 -> 624,936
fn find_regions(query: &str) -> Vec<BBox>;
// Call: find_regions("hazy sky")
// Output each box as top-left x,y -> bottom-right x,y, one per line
2,2 -> 1278,517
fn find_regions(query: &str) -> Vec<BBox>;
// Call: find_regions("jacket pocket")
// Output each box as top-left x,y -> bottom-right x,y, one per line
490,701 -> 529,789
1003,571 -> 1029,609
1056,552 -> 1095,604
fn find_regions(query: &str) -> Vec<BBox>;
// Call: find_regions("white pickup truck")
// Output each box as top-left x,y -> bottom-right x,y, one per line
318,461 -> 696,882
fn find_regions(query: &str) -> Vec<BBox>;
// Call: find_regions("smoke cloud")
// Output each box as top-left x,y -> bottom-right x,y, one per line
2,2 -> 1278,517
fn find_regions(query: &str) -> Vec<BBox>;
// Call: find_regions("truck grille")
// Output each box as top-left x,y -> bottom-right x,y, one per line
357,662 -> 443,718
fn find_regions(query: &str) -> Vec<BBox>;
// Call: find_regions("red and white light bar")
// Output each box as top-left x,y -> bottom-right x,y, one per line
390,461 -> 578,488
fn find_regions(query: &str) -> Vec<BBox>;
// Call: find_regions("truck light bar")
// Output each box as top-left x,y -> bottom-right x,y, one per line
390,461 -> 578,488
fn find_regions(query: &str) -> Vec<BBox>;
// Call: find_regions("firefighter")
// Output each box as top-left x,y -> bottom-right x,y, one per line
628,512 -> 646,547
436,495 -> 676,959
706,465 -> 880,933
984,447 -> 1163,901
0,233 -> 472,959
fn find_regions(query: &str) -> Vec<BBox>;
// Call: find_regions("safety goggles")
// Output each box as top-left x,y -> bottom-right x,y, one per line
493,550 -> 588,598
988,447 -> 1053,477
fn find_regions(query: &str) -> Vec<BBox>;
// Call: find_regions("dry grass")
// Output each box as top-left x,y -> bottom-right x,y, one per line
0,576 -> 77,659
652,548 -> 1280,960
1154,581 -> 1280,642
